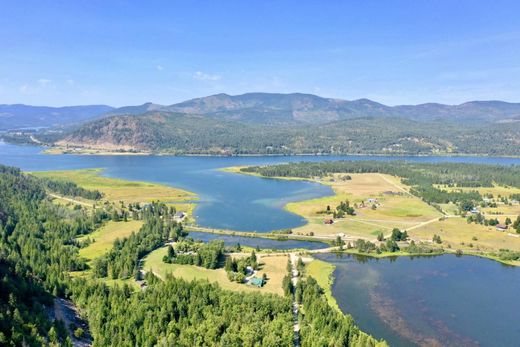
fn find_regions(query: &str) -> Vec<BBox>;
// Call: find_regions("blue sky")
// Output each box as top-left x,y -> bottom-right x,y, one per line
1,0 -> 520,106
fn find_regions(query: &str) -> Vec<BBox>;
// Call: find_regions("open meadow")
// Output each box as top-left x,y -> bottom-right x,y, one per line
31,168 -> 196,207
284,173 -> 442,239
143,244 -> 288,295
78,220 -> 144,261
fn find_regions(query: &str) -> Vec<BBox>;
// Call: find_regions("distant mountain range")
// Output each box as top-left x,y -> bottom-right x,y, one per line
0,104 -> 113,130
2,92 -> 520,130
2,93 -> 520,156
109,93 -> 520,125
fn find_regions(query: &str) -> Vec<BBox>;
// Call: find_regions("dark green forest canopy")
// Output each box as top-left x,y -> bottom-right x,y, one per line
0,163 -> 383,346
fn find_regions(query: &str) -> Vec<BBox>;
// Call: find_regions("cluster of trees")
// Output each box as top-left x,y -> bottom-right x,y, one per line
390,228 -> 408,241
225,251 -> 260,283
36,176 -> 103,200
163,239 -> 224,269
513,216 -> 520,233
330,200 -> 356,218
351,228 -> 444,255
496,249 -> 520,261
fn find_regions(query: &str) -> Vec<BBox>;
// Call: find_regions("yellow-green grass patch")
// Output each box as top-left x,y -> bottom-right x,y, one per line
306,259 -> 340,311
285,173 -> 441,238
410,217 -> 520,253
78,220 -> 143,261
31,168 -> 196,204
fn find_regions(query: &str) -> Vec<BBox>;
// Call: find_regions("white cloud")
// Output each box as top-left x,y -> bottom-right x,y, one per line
37,78 -> 52,86
156,65 -> 164,71
193,71 -> 221,81
66,79 -> 75,86
19,84 -> 30,94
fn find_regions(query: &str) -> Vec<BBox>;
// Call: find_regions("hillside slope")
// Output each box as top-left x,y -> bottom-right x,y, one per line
54,112 -> 520,156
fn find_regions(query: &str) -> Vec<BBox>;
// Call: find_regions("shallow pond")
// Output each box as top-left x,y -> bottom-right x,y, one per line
315,253 -> 520,347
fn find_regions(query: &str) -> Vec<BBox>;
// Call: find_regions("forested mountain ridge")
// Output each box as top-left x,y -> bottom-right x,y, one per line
53,111 -> 520,156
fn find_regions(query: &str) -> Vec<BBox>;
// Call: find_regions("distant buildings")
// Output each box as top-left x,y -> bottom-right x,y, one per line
496,224 -> 508,232
174,211 -> 186,221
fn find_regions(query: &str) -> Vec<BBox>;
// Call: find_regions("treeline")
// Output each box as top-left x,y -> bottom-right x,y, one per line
36,176 -> 103,200
163,239 -> 224,269
93,203 -> 185,279
243,161 -> 520,207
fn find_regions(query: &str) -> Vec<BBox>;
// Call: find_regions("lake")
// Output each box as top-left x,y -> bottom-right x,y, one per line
188,231 -> 329,250
315,253 -> 520,347
1,143 -> 520,232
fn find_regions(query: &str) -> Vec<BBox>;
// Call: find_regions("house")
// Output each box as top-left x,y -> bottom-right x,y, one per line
496,224 -> 508,231
470,208 -> 480,214
367,198 -> 378,203
174,211 -> 186,220
249,277 -> 264,287
324,219 -> 334,225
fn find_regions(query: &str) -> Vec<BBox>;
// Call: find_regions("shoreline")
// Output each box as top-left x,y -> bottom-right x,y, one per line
38,145 -> 520,159
221,165 -> 520,268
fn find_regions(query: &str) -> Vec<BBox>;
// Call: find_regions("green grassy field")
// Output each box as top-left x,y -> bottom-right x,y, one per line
78,220 -> 143,261
31,168 -> 196,205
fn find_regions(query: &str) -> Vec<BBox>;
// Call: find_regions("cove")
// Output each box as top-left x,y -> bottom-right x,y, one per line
188,231 -> 329,250
1,143 -> 520,232
315,253 -> 520,347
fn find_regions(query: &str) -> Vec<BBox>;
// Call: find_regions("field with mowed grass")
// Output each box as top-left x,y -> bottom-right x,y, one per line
143,245 -> 288,295
78,220 -> 144,261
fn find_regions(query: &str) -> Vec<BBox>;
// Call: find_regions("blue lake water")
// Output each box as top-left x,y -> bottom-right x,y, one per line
1,143 -> 519,232
188,231 -> 329,250
316,253 -> 520,347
